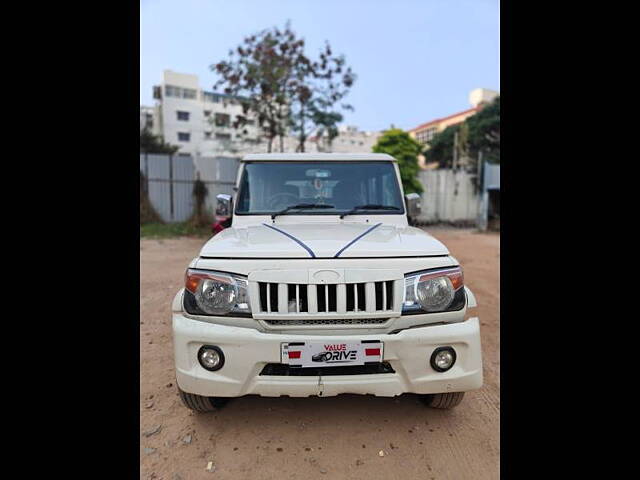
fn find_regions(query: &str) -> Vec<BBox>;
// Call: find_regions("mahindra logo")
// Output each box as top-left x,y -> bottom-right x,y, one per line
311,269 -> 341,283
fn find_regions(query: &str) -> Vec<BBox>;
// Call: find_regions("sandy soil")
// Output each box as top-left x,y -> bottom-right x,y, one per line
140,228 -> 500,480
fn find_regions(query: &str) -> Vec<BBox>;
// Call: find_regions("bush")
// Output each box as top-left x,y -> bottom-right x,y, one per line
187,177 -> 212,228
140,171 -> 163,224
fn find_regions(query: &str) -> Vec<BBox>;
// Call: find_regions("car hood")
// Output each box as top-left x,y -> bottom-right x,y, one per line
199,222 -> 449,258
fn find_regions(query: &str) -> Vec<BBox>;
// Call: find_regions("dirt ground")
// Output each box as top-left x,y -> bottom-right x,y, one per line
140,228 -> 500,480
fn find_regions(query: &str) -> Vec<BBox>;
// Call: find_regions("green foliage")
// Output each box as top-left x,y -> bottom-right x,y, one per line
426,96 -> 500,167
312,110 -> 343,150
372,129 -> 424,194
425,124 -> 460,168
140,127 -> 179,154
188,177 -> 211,227
140,171 -> 163,224
466,96 -> 500,163
140,222 -> 211,239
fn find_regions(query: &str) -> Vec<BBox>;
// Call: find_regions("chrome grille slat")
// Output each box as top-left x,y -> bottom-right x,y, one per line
382,282 -> 387,311
308,284 -> 318,313
266,283 -> 271,313
278,283 -> 288,313
325,285 -> 329,313
354,283 -> 359,312
365,282 -> 375,313
337,283 -> 346,314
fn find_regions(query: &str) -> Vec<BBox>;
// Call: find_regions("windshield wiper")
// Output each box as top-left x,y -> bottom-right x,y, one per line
339,204 -> 401,219
271,203 -> 335,220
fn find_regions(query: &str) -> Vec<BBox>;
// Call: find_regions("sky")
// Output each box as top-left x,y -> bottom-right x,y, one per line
140,0 -> 499,132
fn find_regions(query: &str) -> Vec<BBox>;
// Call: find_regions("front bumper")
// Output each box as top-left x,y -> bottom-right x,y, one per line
173,314 -> 483,398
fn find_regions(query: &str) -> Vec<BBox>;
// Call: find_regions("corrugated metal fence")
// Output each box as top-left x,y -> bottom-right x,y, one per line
139,153 -> 240,223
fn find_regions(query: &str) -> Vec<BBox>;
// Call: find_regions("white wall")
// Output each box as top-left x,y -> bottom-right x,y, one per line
416,169 -> 480,224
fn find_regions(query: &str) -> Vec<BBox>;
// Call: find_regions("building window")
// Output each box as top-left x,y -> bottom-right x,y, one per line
416,127 -> 438,144
237,116 -> 255,126
165,85 -> 180,98
182,88 -> 196,99
204,110 -> 211,117
214,113 -> 231,127
165,85 -> 197,99
204,131 -> 212,139
178,132 -> 190,142
215,133 -> 231,141
203,92 -> 222,103
176,111 -> 190,121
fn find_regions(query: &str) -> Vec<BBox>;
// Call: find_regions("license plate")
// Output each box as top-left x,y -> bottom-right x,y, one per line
281,341 -> 383,368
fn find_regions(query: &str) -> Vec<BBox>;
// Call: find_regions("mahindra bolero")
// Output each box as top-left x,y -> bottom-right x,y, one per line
172,153 -> 482,411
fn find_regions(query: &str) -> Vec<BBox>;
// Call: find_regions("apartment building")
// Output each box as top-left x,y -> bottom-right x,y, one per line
409,88 -> 499,146
148,69 -> 383,156
151,70 -> 262,156
310,125 -> 382,153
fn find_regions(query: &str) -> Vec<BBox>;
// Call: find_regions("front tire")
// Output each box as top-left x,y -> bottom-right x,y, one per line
178,387 -> 227,412
422,392 -> 465,409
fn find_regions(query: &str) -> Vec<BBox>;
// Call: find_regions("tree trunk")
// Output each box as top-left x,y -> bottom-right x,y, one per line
298,106 -> 306,152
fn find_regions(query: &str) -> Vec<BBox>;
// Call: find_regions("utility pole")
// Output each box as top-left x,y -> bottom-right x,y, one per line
453,131 -> 458,171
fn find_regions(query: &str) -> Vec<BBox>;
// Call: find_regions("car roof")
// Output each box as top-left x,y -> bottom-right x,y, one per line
241,153 -> 396,162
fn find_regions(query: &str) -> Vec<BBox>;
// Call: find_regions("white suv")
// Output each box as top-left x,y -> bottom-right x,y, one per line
172,153 -> 482,411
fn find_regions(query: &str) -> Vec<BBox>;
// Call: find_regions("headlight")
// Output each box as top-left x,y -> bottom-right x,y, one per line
183,269 -> 251,316
402,267 -> 465,314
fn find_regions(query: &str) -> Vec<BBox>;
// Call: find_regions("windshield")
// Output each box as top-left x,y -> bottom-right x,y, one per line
235,161 -> 404,215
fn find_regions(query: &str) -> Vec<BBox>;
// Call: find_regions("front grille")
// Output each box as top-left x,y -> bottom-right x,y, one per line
264,318 -> 389,326
259,362 -> 395,376
257,281 -> 394,314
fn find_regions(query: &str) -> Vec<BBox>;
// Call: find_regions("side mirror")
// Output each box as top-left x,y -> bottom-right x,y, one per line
405,193 -> 421,220
215,194 -> 233,222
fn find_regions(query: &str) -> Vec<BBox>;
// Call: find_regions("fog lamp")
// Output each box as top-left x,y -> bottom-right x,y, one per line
198,345 -> 225,371
430,346 -> 456,372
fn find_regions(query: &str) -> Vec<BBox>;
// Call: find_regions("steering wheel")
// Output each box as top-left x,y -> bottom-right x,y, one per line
267,193 -> 300,210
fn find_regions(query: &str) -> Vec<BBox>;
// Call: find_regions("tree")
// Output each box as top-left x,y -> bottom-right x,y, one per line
289,41 -> 355,152
466,96 -> 500,163
424,124 -> 459,168
212,23 -> 301,152
312,110 -> 343,151
140,127 -> 179,154
372,129 -> 424,194
212,22 -> 355,153
188,175 -> 211,227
